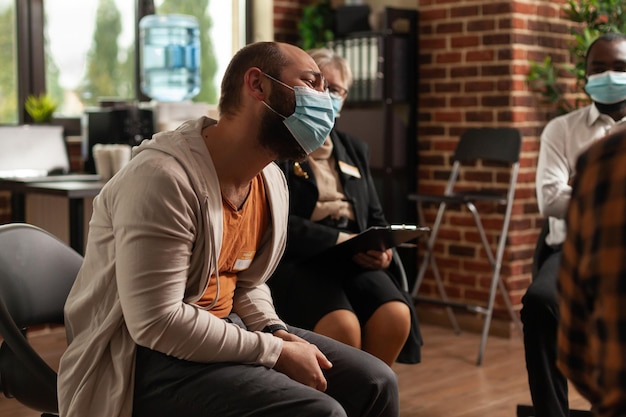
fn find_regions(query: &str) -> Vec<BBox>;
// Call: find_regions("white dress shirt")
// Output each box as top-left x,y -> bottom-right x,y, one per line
537,104 -> 626,246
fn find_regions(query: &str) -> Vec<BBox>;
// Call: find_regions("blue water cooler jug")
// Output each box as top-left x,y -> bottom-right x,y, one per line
139,14 -> 200,102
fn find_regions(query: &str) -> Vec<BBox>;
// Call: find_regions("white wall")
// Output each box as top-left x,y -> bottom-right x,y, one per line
252,0 -> 274,42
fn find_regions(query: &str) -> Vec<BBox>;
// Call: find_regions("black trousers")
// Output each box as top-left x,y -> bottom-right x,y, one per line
520,250 -> 569,417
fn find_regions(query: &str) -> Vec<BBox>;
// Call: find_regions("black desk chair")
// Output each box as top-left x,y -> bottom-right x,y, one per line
409,127 -> 523,365
0,223 -> 83,416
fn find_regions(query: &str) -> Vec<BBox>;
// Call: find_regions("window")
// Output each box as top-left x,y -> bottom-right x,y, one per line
152,0 -> 246,105
0,0 -> 17,124
44,0 -> 135,115
0,0 -> 247,124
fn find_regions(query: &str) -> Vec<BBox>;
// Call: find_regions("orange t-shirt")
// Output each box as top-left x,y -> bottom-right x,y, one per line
196,174 -> 269,317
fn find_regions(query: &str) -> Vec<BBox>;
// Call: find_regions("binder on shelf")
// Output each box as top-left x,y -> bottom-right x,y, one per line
368,35 -> 384,101
330,34 -> 383,103
334,40 -> 345,60
328,7 -> 416,104
354,36 -> 367,102
330,33 -> 406,103
348,37 -> 363,101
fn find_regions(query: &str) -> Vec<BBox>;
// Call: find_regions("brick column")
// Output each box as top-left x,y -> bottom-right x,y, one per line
273,0 -> 308,44
415,0 -> 579,334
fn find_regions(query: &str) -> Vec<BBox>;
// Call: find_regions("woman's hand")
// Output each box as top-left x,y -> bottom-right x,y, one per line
353,248 -> 392,270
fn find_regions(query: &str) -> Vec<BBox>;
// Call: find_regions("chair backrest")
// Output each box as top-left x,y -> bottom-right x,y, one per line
454,127 -> 522,164
0,223 -> 83,414
443,127 -> 522,198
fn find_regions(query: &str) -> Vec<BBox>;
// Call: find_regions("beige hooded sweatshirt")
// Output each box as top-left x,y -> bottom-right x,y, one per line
58,117 -> 289,417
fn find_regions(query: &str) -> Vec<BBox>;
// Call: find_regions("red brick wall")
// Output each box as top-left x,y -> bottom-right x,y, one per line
415,0 -> 580,323
273,0 -> 311,45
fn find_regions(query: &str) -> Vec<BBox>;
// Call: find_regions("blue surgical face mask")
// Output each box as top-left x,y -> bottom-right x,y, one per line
584,70 -> 626,104
262,73 -> 335,154
330,94 -> 344,118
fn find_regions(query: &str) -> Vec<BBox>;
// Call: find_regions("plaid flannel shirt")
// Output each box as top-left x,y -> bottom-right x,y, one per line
558,128 -> 626,417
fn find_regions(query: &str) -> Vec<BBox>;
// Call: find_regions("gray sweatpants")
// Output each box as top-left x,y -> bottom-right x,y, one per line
132,324 -> 399,417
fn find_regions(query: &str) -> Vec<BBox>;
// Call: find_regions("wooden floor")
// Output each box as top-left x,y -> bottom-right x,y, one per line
1,323 -> 590,417
394,323 -> 589,416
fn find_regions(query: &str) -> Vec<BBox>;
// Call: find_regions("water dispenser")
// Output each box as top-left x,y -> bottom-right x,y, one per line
139,14 -> 201,102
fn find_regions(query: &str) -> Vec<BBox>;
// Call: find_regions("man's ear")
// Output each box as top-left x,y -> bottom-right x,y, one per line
245,67 -> 268,101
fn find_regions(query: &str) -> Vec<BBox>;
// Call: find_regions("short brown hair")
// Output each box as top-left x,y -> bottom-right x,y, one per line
219,42 -> 291,117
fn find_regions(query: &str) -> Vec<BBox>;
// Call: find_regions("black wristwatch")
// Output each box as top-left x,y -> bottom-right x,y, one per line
262,324 -> 288,334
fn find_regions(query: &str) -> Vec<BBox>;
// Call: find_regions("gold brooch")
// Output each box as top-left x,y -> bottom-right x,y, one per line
293,162 -> 309,179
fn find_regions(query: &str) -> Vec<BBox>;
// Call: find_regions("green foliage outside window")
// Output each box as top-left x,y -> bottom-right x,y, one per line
527,0 -> 626,115
0,4 -> 17,124
78,0 -> 126,106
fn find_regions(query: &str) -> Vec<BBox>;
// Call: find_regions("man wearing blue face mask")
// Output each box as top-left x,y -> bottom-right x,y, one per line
57,41 -> 399,417
261,71 -> 336,155
521,32 -> 626,417
268,48 -> 422,368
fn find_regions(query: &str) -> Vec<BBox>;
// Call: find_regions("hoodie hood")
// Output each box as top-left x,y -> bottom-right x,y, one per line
132,117 -> 218,199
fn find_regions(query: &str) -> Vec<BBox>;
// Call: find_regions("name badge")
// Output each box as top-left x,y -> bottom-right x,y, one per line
338,161 -> 361,178
233,251 -> 255,272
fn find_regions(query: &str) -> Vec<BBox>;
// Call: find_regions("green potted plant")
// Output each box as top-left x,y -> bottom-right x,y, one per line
298,0 -> 335,50
527,0 -> 626,115
24,93 -> 57,124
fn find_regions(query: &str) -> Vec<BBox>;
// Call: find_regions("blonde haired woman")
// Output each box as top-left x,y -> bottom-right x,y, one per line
268,48 -> 422,366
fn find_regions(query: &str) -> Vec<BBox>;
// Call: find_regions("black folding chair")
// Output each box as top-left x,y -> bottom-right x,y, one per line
409,127 -> 523,365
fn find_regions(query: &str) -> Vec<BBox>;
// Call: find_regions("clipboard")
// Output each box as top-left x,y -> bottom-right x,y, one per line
320,225 -> 430,260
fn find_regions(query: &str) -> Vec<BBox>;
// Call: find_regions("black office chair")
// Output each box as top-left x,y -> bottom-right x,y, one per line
409,127 -> 523,365
0,223 -> 83,416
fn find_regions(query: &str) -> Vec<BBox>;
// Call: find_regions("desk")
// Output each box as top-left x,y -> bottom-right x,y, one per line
0,176 -> 103,254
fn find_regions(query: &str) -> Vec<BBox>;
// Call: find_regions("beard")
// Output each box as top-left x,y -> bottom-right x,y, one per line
257,86 -> 307,162
594,99 -> 626,115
